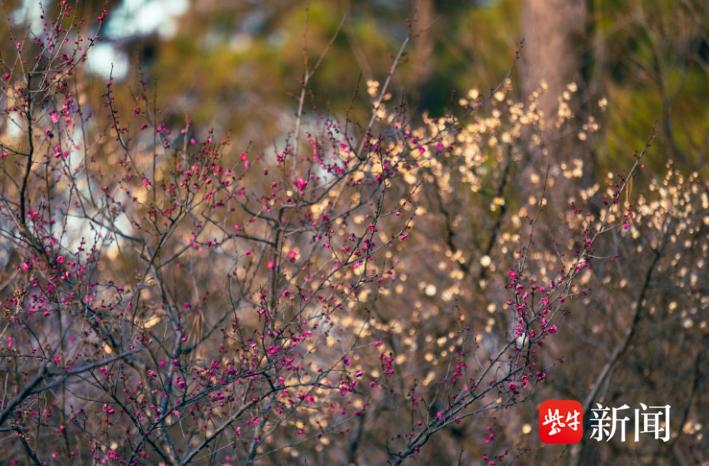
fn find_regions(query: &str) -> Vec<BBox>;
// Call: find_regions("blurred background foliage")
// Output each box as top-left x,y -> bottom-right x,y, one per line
3,0 -> 708,171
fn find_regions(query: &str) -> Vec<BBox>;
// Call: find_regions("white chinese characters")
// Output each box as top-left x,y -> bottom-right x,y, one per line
589,403 -> 671,442
542,408 -> 581,436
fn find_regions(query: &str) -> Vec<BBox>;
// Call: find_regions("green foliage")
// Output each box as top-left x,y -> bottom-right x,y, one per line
73,0 -> 706,173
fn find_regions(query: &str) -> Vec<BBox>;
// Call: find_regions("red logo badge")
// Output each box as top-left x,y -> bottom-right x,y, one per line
539,400 -> 583,444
